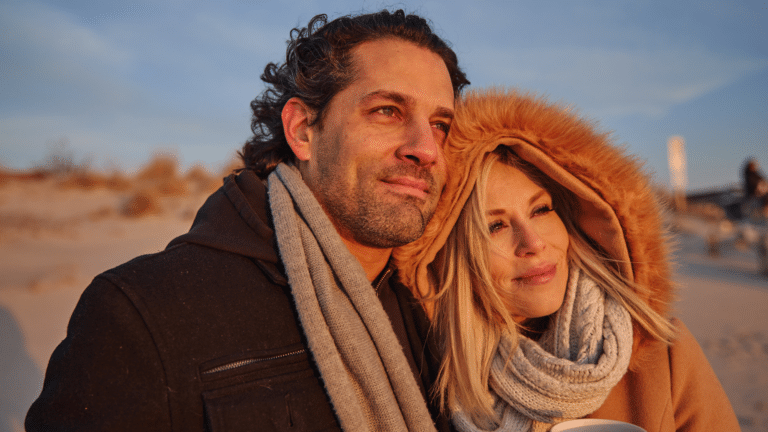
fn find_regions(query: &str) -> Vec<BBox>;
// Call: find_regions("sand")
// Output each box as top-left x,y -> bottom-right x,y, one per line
1,170 -> 766,432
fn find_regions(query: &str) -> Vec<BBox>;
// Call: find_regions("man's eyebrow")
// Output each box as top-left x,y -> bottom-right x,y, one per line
434,106 -> 454,120
360,90 -> 410,106
360,90 -> 454,119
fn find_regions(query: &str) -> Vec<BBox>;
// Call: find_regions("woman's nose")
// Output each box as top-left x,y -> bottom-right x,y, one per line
514,224 -> 546,257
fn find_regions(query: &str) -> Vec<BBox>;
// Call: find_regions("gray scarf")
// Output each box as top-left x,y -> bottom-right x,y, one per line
267,163 -> 437,431
453,267 -> 634,432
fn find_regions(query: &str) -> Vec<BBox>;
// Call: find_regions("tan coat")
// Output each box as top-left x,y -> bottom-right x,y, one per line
394,88 -> 740,431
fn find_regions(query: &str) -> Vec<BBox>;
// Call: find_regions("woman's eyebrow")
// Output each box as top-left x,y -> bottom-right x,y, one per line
485,189 -> 549,216
528,189 -> 547,205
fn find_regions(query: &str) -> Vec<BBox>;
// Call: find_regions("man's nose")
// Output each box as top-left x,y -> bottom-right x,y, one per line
514,224 -> 546,257
395,119 -> 440,166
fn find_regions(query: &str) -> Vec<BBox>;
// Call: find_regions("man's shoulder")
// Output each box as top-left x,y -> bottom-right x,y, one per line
100,241 -> 254,284
80,240 -> 302,353
94,241 -> 287,315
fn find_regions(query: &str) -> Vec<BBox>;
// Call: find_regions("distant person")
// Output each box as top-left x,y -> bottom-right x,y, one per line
743,158 -> 768,218
744,158 -> 767,199
743,159 -> 768,274
26,9 -> 469,431
395,89 -> 740,431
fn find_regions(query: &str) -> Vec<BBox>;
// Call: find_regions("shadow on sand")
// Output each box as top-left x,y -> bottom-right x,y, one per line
1,305 -> 43,432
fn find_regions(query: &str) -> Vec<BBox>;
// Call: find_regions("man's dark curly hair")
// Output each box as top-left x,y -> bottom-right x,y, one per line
239,9 -> 470,179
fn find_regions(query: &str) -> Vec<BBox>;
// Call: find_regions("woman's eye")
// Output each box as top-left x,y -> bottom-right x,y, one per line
532,205 -> 554,216
488,221 -> 505,234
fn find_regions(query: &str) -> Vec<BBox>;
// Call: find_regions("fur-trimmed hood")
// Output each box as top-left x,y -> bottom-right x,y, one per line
394,88 -> 674,335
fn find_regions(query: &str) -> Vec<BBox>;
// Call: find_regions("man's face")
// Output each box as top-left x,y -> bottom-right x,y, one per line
300,38 -> 455,249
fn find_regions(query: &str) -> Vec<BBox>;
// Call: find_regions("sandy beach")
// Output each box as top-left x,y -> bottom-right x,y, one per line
1,164 -> 766,432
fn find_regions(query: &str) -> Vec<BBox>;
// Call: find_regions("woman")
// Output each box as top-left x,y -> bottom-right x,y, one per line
394,89 -> 739,431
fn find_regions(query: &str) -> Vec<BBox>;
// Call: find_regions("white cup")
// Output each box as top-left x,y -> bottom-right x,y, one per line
550,419 -> 647,432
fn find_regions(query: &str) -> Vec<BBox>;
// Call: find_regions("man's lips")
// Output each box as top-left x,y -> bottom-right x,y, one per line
515,263 -> 557,285
381,176 -> 431,199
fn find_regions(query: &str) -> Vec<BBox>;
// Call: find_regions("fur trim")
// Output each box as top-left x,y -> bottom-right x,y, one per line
394,88 -> 675,344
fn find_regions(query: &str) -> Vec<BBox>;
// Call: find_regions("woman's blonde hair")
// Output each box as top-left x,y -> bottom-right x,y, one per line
431,146 -> 675,423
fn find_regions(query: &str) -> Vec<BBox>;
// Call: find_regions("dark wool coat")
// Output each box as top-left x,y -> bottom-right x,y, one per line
394,88 -> 740,432
26,170 -> 447,432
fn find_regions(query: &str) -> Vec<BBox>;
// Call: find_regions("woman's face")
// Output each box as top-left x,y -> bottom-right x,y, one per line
484,161 -> 570,322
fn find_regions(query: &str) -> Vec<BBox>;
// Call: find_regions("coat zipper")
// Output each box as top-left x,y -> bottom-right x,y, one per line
203,270 -> 389,376
374,267 -> 392,293
202,349 -> 306,375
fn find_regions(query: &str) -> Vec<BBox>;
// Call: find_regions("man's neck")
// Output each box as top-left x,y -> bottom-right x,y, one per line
339,238 -> 392,282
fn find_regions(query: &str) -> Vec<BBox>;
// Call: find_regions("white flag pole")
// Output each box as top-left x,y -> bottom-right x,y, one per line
667,136 -> 687,211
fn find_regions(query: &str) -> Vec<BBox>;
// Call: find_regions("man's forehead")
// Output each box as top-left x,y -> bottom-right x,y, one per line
348,38 -> 455,109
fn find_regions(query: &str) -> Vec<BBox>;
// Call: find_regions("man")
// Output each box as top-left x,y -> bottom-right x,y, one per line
26,9 -> 469,432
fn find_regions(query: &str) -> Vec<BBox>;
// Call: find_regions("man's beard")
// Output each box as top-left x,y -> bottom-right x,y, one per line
332,192 -> 431,248
317,166 -> 439,249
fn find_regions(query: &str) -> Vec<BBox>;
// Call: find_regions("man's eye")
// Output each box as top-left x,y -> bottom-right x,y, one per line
376,107 -> 396,116
433,122 -> 450,133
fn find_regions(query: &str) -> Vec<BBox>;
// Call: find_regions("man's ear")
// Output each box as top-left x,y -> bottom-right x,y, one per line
282,97 -> 314,161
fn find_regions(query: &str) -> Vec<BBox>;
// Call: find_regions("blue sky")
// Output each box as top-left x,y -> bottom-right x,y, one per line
1,0 -> 766,191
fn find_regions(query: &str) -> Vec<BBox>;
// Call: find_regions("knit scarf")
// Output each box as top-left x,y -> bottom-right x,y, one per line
453,267 -> 634,432
267,163 -> 437,432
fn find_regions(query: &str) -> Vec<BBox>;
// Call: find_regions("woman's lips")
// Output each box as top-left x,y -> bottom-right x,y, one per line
515,263 -> 557,285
